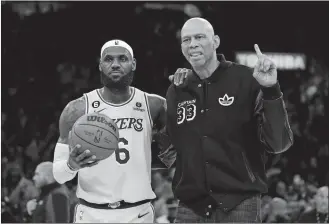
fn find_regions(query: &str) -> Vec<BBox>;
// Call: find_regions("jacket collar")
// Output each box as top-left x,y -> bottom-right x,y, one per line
189,54 -> 232,84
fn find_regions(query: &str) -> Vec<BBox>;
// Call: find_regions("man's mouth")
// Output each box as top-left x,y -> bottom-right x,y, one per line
189,52 -> 202,58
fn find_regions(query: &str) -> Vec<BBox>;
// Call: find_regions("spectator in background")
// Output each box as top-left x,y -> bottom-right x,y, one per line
3,163 -> 39,221
298,186 -> 328,223
26,162 -> 70,223
264,197 -> 291,223
166,198 -> 179,223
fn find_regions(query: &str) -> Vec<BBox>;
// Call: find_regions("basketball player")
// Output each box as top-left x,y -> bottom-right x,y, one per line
165,18 -> 293,222
52,39 -> 172,223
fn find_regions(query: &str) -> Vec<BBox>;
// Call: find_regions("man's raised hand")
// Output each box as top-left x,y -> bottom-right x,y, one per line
253,44 -> 277,87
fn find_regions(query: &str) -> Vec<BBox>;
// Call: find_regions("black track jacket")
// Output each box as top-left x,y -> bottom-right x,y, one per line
164,55 -> 293,217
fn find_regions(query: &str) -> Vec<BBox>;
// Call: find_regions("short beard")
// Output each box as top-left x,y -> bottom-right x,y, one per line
100,71 -> 134,91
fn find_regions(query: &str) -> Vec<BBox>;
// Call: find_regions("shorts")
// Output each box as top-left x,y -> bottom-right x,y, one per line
73,201 -> 154,223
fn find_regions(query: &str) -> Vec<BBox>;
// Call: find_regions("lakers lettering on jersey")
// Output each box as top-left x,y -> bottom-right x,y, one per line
75,87 -> 156,204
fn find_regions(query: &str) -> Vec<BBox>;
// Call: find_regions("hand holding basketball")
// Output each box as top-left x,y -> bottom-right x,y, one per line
67,143 -> 99,171
68,113 -> 120,171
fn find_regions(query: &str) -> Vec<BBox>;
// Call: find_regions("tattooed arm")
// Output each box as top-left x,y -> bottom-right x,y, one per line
147,94 -> 176,169
53,96 -> 98,184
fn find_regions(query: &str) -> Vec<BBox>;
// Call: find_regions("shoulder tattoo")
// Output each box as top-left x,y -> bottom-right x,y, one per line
59,96 -> 86,137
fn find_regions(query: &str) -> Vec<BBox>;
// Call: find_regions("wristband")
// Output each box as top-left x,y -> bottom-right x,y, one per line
67,161 -> 79,172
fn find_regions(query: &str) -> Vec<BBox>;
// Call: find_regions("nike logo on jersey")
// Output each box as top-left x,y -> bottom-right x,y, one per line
138,212 -> 149,218
94,108 -> 106,113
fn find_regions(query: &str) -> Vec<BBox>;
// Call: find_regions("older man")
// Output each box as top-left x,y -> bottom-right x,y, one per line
165,17 -> 293,222
26,162 -> 70,223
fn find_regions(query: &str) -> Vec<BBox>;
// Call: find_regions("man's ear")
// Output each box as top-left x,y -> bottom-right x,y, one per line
132,58 -> 137,71
98,63 -> 102,72
214,35 -> 220,50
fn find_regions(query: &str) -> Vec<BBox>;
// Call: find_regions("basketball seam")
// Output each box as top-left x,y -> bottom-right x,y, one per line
77,123 -> 119,140
73,125 -> 118,150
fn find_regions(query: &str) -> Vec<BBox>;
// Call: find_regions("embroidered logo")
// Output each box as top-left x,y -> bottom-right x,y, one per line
218,94 -> 234,106
177,99 -> 197,125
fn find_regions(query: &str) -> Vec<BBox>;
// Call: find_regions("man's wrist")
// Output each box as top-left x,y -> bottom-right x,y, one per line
67,161 -> 79,172
261,82 -> 282,100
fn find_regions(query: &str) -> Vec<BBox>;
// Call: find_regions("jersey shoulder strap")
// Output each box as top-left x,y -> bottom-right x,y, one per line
83,89 -> 101,114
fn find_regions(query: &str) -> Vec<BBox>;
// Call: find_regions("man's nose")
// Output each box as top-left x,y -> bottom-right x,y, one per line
111,59 -> 120,69
189,38 -> 198,48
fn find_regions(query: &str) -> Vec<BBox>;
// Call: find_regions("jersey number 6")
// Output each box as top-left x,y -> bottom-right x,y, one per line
115,137 -> 130,164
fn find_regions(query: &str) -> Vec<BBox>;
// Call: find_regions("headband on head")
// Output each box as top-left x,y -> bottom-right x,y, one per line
100,39 -> 134,58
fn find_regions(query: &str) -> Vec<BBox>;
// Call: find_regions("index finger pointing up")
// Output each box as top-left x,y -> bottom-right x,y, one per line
254,44 -> 263,57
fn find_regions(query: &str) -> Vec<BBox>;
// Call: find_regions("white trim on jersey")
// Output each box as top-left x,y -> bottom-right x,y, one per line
145,93 -> 166,101
83,93 -> 89,115
143,93 -> 153,128
96,87 -> 136,107
144,93 -> 166,128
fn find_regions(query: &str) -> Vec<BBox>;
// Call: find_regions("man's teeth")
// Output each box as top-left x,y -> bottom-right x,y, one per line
191,53 -> 201,57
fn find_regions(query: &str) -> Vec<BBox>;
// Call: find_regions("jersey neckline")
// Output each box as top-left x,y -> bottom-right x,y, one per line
96,87 -> 136,107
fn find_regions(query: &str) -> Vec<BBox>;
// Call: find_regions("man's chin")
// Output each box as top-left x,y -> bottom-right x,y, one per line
104,80 -> 129,90
190,60 -> 205,68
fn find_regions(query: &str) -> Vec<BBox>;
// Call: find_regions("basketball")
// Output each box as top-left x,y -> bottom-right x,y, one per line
69,112 -> 119,160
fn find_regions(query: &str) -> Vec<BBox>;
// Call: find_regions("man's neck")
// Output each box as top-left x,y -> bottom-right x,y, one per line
193,56 -> 220,80
101,86 -> 132,104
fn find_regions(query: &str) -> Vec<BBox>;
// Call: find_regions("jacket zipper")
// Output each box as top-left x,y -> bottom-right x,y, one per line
202,81 -> 210,192
242,152 -> 256,182
203,80 -> 208,113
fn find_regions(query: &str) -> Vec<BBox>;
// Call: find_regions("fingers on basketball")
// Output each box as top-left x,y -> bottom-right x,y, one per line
70,143 -> 81,157
81,160 -> 99,168
69,113 -> 119,161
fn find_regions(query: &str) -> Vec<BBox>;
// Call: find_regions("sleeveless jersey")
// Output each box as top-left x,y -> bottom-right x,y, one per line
76,87 -> 156,203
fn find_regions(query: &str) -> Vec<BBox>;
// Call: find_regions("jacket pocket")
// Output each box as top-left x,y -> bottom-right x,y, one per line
242,152 -> 256,182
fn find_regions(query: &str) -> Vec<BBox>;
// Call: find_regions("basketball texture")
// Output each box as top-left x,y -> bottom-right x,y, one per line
69,112 -> 119,160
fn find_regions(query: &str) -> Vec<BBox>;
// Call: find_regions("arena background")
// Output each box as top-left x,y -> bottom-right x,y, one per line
1,1 -> 329,223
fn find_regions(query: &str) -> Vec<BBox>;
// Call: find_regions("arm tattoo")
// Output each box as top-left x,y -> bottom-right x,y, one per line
58,97 -> 86,141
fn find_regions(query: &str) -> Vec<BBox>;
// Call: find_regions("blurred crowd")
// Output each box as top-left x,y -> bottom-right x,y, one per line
2,2 -> 329,223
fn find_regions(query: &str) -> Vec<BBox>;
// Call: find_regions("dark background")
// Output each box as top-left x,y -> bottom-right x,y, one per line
1,1 -> 329,223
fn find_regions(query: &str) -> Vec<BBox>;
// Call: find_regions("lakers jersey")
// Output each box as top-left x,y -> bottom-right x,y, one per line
76,87 -> 156,203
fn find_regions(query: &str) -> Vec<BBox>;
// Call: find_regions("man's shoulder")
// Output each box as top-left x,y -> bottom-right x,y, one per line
62,96 -> 86,120
228,62 -> 254,76
227,62 -> 259,89
145,93 -> 166,114
59,96 -> 86,137
166,83 -> 176,97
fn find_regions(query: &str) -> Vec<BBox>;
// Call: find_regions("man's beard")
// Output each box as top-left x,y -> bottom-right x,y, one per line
100,71 -> 134,90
